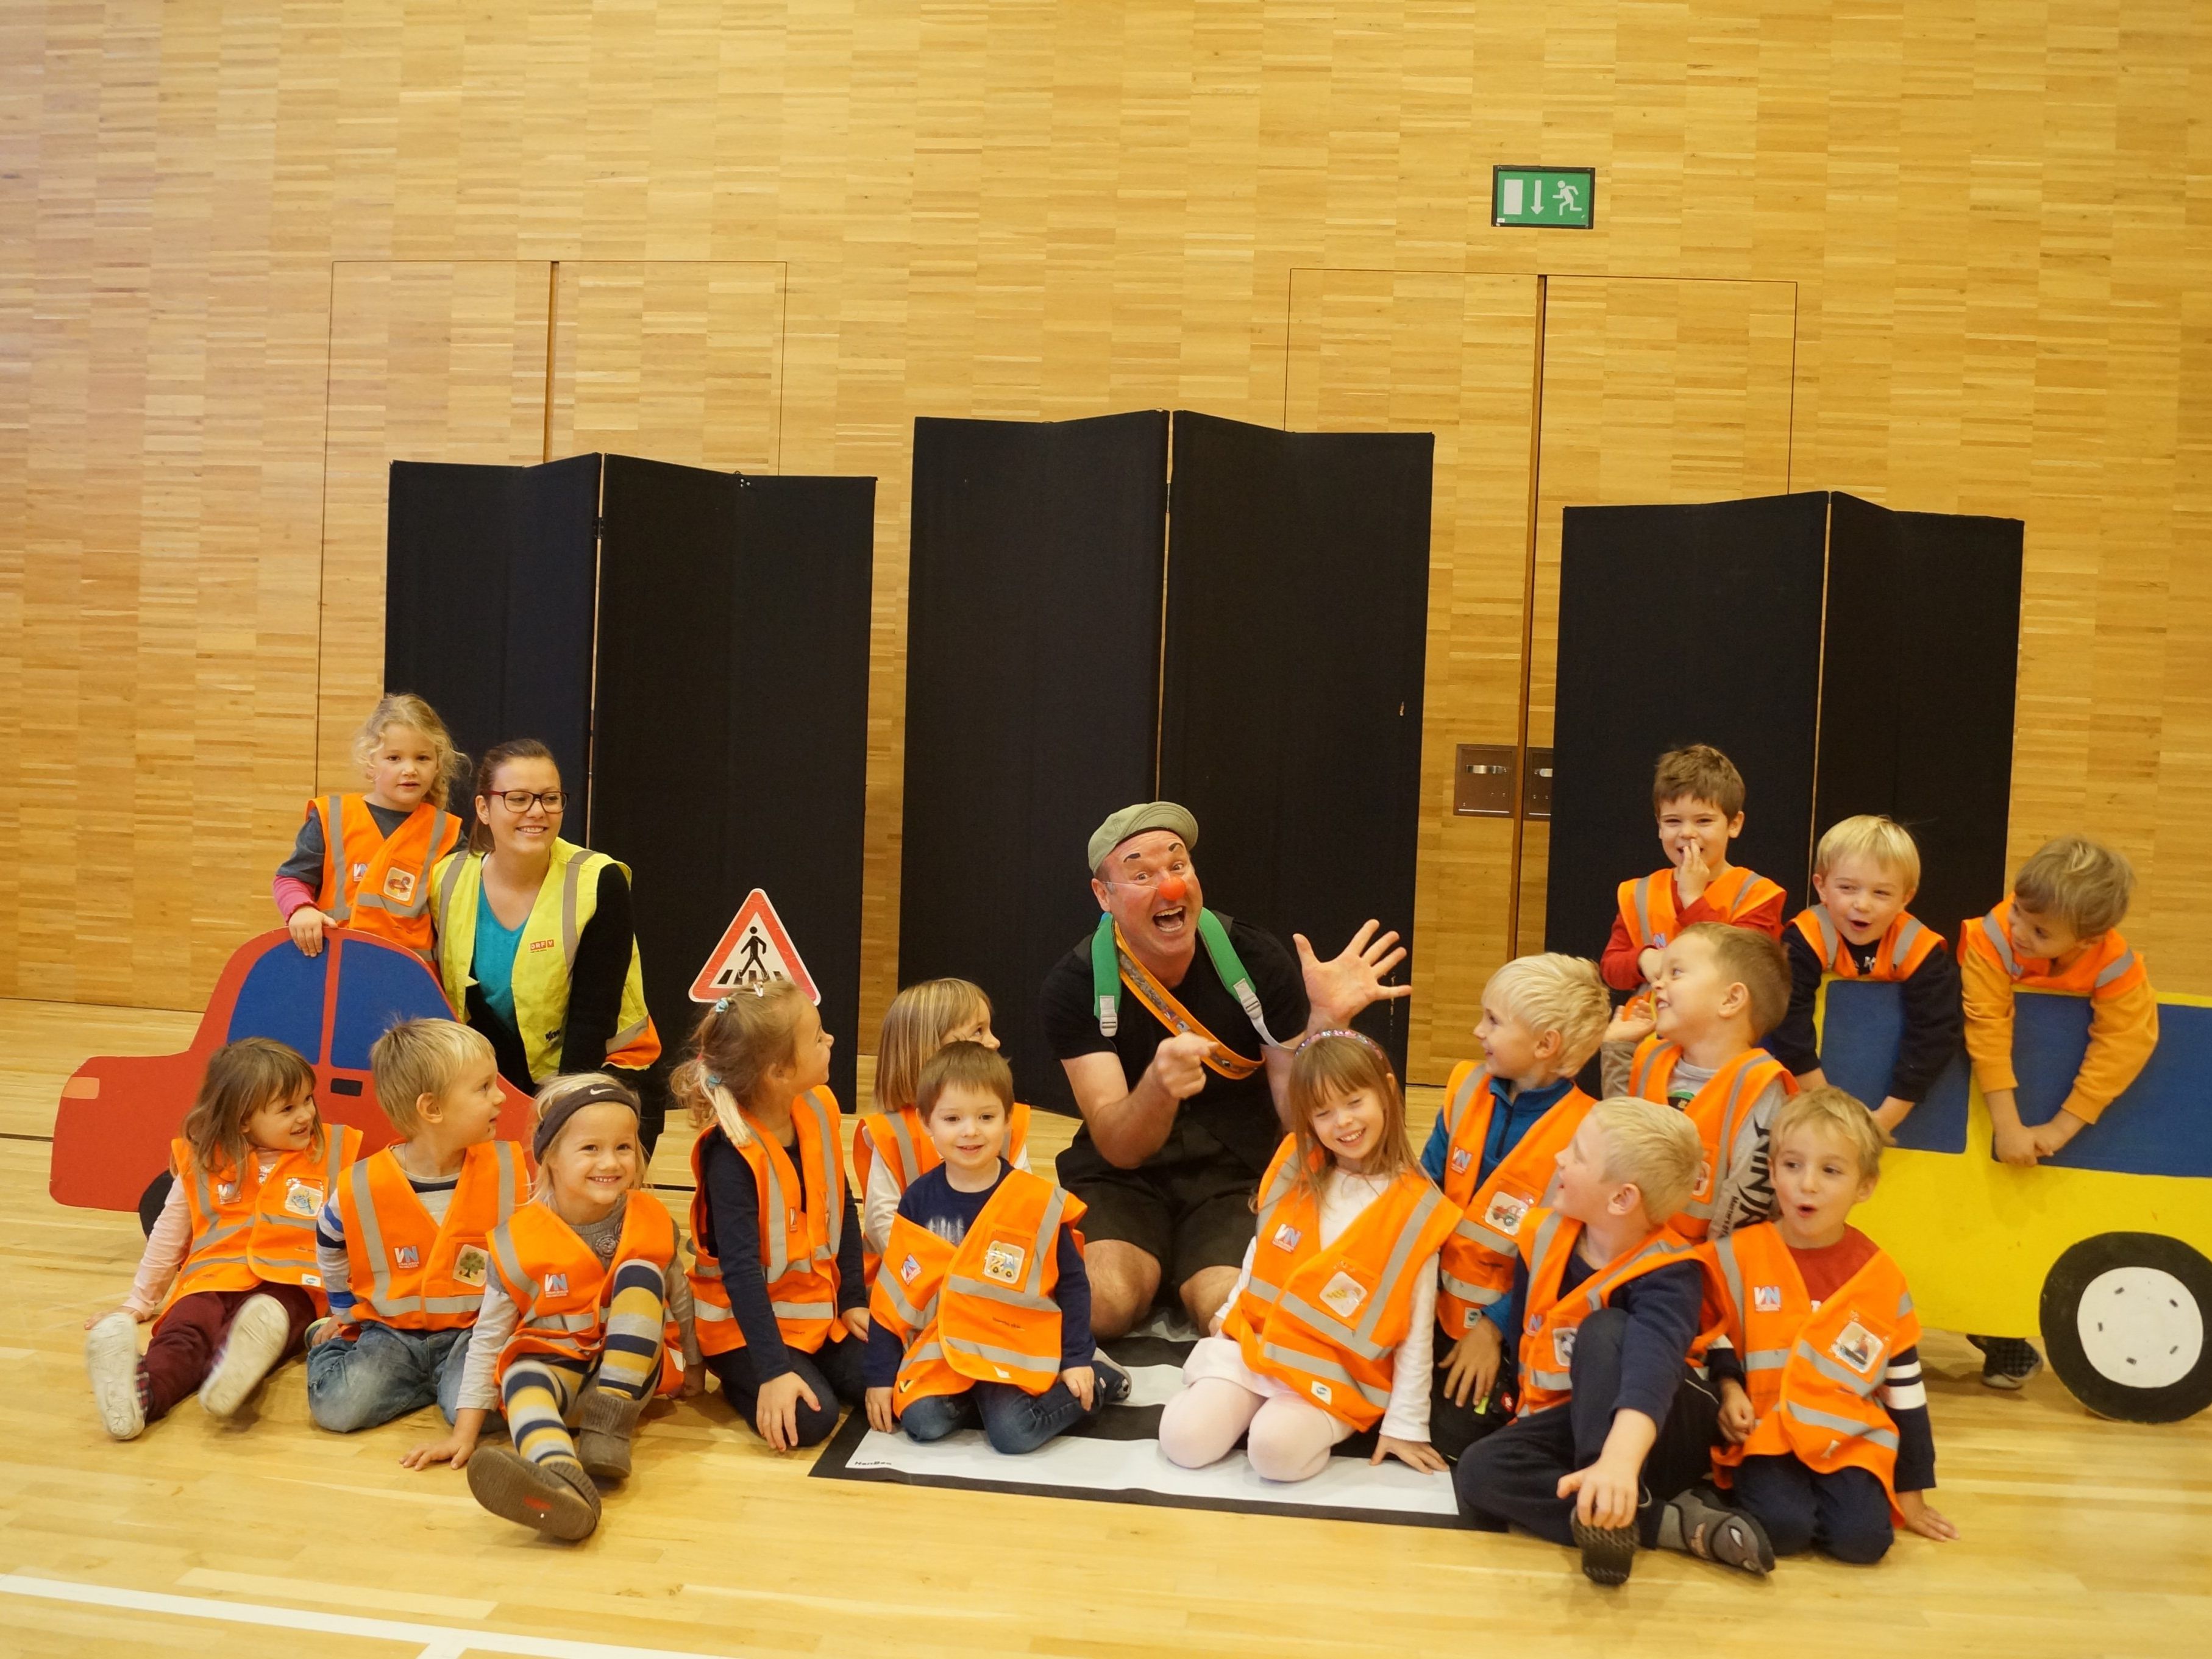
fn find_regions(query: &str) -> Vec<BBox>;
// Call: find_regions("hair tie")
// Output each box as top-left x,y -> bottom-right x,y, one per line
532,1077 -> 642,1162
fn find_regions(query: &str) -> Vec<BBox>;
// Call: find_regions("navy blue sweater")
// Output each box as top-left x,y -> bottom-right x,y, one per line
696,1124 -> 866,1387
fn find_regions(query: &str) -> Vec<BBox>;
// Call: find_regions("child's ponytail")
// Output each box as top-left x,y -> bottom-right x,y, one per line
674,979 -> 813,1147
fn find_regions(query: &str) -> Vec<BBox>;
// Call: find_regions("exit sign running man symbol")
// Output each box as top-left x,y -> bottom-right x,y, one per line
1492,166 -> 1596,229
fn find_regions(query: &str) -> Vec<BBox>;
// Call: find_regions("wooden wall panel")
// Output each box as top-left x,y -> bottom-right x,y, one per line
1517,278 -> 1798,953
1285,270 -> 1535,1082
316,263 -> 551,787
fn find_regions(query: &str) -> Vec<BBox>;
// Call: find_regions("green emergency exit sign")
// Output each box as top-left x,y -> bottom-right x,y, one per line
1492,166 -> 1596,229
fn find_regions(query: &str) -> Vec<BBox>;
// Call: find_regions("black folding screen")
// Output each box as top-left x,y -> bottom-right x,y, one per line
591,458 -> 875,1109
386,455 -> 875,1109
1545,491 -> 2022,964
900,411 -> 1435,1105
1162,413 -> 1433,1072
899,413 -> 1170,1112
386,454 -> 603,831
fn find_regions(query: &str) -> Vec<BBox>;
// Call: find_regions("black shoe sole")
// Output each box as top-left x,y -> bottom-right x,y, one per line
1573,1516 -> 1638,1585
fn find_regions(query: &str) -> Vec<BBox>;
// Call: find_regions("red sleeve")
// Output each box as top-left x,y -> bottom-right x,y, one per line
1599,911 -> 1645,990
272,875 -> 318,919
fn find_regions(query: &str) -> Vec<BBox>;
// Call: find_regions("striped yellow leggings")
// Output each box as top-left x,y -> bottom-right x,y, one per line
501,1258 -> 666,1468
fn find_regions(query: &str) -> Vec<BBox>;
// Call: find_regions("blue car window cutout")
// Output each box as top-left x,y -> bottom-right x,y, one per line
328,936 -> 458,1074
227,945 -> 329,1060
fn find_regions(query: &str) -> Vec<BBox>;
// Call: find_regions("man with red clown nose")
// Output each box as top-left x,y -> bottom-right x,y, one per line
1040,801 -> 1412,1337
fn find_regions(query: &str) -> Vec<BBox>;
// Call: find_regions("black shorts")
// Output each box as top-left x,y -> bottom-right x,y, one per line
1055,1139 -> 1262,1293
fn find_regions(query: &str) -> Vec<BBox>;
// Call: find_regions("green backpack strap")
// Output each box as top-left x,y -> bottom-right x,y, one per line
1090,914 -> 1123,1038
1093,909 -> 1281,1050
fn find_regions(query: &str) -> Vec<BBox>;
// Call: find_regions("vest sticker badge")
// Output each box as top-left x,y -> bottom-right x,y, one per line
1449,1148 -> 1473,1174
530,938 -> 559,953
1271,1223 -> 1303,1252
351,862 -> 369,883
1552,1326 -> 1578,1368
546,1273 -> 569,1297
394,1245 -> 420,1269
1754,1284 -> 1783,1312
217,1182 -> 240,1205
1317,1269 -> 1369,1320
382,867 -> 417,904
300,1272 -> 320,1288
1830,1316 -> 1884,1375
899,1253 -> 922,1285
1483,1191 -> 1531,1235
1309,1379 -> 1332,1404
983,1240 -> 1027,1286
283,1180 -> 323,1218
452,1245 -> 488,1287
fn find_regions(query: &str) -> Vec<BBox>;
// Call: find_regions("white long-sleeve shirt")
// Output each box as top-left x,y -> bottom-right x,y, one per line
1207,1167 -> 1440,1442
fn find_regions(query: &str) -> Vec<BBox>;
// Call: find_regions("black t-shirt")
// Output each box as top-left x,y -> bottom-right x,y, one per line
1039,912 -> 1308,1177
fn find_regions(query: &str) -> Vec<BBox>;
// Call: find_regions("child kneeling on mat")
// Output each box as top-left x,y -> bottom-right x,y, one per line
85,1039 -> 361,1439
1678,1086 -> 1956,1575
414,1074 -> 698,1541
1160,1031 -> 1460,1482
863,1041 -> 1126,1451
1452,1098 -> 1716,1586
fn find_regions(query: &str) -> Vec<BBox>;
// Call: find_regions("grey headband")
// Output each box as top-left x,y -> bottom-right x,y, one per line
532,1076 -> 642,1163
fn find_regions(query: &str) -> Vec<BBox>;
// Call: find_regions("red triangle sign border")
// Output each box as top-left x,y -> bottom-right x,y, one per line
688,889 -> 820,1005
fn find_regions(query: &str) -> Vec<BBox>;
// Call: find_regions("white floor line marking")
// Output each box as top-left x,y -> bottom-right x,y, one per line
0,1574 -> 749,1659
0,1347 -> 33,1360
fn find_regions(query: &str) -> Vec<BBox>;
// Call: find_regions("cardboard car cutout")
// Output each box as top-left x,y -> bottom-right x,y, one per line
52,927 -> 535,1213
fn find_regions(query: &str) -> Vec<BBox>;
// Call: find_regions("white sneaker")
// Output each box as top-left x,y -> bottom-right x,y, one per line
199,1294 -> 291,1419
85,1312 -> 146,1440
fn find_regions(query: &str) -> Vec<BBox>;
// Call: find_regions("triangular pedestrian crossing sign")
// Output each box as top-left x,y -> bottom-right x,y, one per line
689,889 -> 820,1004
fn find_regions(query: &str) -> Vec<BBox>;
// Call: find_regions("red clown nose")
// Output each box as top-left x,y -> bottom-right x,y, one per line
1157,875 -> 1189,904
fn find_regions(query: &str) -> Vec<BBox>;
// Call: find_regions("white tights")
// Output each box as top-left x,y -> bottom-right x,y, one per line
1158,1377 -> 1346,1483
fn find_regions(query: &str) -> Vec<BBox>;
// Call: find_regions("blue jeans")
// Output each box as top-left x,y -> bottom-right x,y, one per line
899,1378 -> 1101,1455
306,1323 -> 472,1433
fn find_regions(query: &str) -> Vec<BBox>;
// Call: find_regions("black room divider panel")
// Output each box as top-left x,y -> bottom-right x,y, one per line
898,413 -> 1170,1114
385,454 -> 602,831
591,456 -> 876,1109
1544,492 -> 1832,963
1159,412 -> 1434,1077
1816,494 -> 2023,942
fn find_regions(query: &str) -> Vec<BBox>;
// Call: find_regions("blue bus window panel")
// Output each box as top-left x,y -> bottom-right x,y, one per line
328,937 -> 457,1073
1818,980 -> 1970,1154
227,945 -> 329,1060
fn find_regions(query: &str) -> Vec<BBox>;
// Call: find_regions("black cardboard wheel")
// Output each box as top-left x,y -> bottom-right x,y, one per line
137,1170 -> 173,1238
2040,1232 -> 2212,1423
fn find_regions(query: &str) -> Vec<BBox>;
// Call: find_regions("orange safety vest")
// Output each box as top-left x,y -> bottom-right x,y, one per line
1627,1037 -> 1797,1240
1433,1062 -> 1596,1335
1222,1136 -> 1461,1430
1791,905 -> 1943,981
854,1101 -> 1034,1285
1617,864 -> 1783,954
310,794 -> 460,961
686,1087 -> 849,1357
1961,898 -> 2147,1000
335,1140 -> 528,1331
1514,1206 -> 1702,1417
869,1168 -> 1085,1409
486,1190 -> 681,1394
1702,1222 -> 1918,1512
169,1126 -> 363,1307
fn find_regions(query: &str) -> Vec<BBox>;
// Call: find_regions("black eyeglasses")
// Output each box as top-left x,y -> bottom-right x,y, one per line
491,789 -> 565,813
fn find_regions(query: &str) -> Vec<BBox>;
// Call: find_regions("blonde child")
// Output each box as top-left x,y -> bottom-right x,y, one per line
676,982 -> 869,1451
276,693 -> 463,961
1960,834 -> 2157,1387
1680,1087 -> 1957,1572
864,1042 -> 1125,1452
857,978 -> 1032,1282
1451,1098 -> 1719,1586
409,1073 -> 697,1543
1618,922 -> 1798,1240
1159,1031 -> 1460,1482
84,1039 -> 362,1438
1425,954 -> 1610,1457
1768,816 -> 1961,1137
305,1018 -> 523,1433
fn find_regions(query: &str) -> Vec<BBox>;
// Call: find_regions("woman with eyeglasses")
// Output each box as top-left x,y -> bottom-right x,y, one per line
427,739 -> 668,1149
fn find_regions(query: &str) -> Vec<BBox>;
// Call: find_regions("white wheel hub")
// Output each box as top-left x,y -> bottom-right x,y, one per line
2074,1266 -> 2204,1390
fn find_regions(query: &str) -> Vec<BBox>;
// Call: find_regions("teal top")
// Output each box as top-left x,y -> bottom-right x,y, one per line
471,884 -> 526,1031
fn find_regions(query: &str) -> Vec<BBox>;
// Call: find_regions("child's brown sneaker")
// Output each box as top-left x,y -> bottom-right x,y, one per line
467,1446 -> 602,1540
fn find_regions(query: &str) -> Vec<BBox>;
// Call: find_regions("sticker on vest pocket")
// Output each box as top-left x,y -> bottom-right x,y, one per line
899,1253 -> 921,1285
546,1273 -> 569,1297
1754,1284 -> 1783,1312
1309,1379 -> 1332,1404
382,867 -> 417,904
283,1180 -> 323,1218
351,862 -> 368,883
983,1239 -> 1026,1285
1271,1222 -> 1303,1252
394,1245 -> 420,1269
1830,1316 -> 1884,1375
1482,1190 -> 1531,1235
217,1182 -> 240,1206
530,937 -> 559,953
452,1245 -> 488,1287
1552,1326 -> 1577,1368
300,1272 -> 321,1288
1317,1269 -> 1369,1320
1449,1148 -> 1473,1174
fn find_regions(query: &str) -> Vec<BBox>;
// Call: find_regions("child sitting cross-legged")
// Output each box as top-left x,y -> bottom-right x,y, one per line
1159,1031 -> 1461,1482
304,1018 -> 524,1433
1451,1098 -> 1723,1586
863,1041 -> 1127,1452
1674,1087 -> 1958,1573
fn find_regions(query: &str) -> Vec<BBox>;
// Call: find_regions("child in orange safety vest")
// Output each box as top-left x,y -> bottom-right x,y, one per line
677,980 -> 870,1453
863,1041 -> 1126,1452
418,1073 -> 698,1543
304,1018 -> 525,1435
1677,1087 -> 1957,1574
1158,1031 -> 1461,1483
84,1039 -> 361,1440
272,692 -> 463,964
857,977 -> 1033,1287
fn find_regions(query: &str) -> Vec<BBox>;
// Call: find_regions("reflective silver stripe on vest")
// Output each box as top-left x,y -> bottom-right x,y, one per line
1467,1218 -> 1518,1256
944,1182 -> 1066,1314
319,797 -> 352,921
1742,1349 -> 1790,1371
1807,904 -> 1841,967
1526,1210 -> 1564,1281
608,1014 -> 652,1053
1258,1343 -> 1393,1411
1886,917 -> 1926,977
1581,1235 -> 1685,1314
694,1302 -> 734,1323
2095,949 -> 2138,989
1779,1397 -> 1897,1451
808,1092 -> 845,1259
349,1158 -> 397,1313
1438,1270 -> 1502,1308
877,1272 -> 934,1332
1526,1365 -> 1573,1393
1980,911 -> 2019,976
1790,1337 -> 1885,1398
491,1223 -> 540,1308
944,1334 -> 1062,1374
1710,1232 -> 1747,1323
770,1300 -> 834,1323
1443,1067 -> 1485,1138
906,1341 -> 947,1368
887,1114 -> 923,1185
352,807 -> 452,919
758,1137 -> 792,1283
1632,875 -> 1659,945
560,853 -> 589,962
1896,1289 -> 1915,1318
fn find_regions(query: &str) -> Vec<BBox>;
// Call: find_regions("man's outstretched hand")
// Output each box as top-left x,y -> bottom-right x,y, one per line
1295,920 -> 1411,1030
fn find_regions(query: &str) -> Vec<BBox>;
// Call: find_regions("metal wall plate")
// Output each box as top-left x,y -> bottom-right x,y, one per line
1522,747 -> 1554,819
1455,744 -> 1518,816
